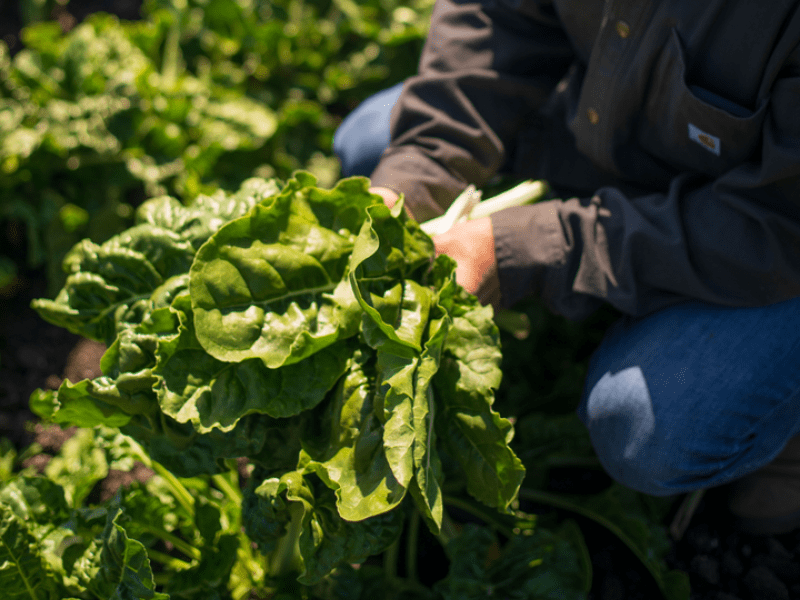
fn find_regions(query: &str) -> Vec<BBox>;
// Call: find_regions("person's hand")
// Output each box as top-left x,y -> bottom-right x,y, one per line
433,217 -> 501,308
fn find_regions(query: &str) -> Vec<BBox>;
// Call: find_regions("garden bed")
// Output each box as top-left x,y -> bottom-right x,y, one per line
5,265 -> 800,600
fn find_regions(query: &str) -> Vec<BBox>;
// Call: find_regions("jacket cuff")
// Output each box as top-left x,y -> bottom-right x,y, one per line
490,201 -> 569,309
369,148 -> 467,223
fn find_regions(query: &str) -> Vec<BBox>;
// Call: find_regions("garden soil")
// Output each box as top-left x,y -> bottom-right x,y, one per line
3,2 -> 800,599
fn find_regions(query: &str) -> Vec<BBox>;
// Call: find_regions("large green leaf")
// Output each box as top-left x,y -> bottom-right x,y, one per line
32,305 -> 181,430
31,229 -> 194,343
135,177 -> 279,249
0,478 -> 78,599
0,509 -> 63,600
299,348 -> 407,521
348,200 -> 434,352
76,508 -> 169,600
30,384 -> 132,429
30,178 -> 268,343
156,294 -> 352,430
248,471 -> 404,586
406,285 -> 450,533
434,294 -> 525,510
190,172 -> 376,366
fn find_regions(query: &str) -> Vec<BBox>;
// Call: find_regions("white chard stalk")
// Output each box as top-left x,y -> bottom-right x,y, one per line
420,179 -> 548,340
420,179 -> 547,236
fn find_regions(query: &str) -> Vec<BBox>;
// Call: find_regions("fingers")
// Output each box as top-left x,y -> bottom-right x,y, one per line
432,217 -> 496,298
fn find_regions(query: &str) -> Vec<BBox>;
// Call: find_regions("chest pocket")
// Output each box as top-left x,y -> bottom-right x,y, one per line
637,28 -> 769,178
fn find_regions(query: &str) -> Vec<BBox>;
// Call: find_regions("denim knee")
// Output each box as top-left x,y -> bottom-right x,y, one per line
333,82 -> 403,177
578,366 -> 685,496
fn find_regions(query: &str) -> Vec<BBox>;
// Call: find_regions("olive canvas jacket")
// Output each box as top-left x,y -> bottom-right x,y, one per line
369,0 -> 800,319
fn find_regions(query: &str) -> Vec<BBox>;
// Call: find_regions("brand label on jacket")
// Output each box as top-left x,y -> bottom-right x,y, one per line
688,123 -> 720,156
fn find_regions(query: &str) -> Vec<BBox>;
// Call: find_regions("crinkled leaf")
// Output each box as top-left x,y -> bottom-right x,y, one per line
77,507 -> 169,599
31,227 -> 194,344
36,307 -> 181,429
156,294 -> 352,430
135,177 -> 278,249
0,476 -> 72,530
44,428 -> 109,508
433,298 -> 525,510
120,411 -> 271,478
0,477 -> 95,592
375,350 -> 416,490
348,201 -> 434,351
35,381 -> 133,428
299,348 -> 406,521
249,471 -> 403,585
0,508 -> 63,600
190,172 -> 374,367
406,289 -> 449,533
31,178 -> 275,343
241,472 -> 293,556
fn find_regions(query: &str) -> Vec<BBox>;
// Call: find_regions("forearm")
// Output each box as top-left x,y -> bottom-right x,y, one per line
491,178 -> 800,319
370,0 -> 574,222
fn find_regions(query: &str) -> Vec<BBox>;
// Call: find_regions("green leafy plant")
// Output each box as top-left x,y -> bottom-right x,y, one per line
0,422 -> 266,599
28,173 -> 539,593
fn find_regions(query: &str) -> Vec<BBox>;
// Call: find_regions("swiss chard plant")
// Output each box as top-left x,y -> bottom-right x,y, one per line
27,172 -> 536,593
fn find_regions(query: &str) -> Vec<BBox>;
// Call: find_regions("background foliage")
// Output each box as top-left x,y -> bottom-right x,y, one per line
0,0 -> 432,291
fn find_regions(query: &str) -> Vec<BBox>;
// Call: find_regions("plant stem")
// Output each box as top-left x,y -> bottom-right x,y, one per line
517,488 -> 672,600
212,470 -> 242,504
139,524 -> 202,561
669,489 -> 706,541
151,460 -> 195,518
443,496 -> 515,539
124,435 -> 196,518
405,509 -> 420,584
147,548 -> 193,571
267,502 -> 303,579
383,536 -> 400,581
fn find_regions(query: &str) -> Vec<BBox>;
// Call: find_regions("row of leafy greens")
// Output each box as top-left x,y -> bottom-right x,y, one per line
30,172 -> 527,586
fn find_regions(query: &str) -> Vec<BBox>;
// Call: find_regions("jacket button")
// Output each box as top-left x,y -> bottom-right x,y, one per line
615,20 -> 631,38
587,108 -> 600,125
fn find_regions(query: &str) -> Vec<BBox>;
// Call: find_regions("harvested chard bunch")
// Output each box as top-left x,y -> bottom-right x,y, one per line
31,173 -> 525,583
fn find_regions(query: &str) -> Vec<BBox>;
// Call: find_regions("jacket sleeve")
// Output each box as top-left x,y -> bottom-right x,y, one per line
492,42 -> 800,319
369,0 -> 575,222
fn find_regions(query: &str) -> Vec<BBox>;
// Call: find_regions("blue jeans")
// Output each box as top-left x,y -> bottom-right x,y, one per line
579,298 -> 800,496
334,89 -> 800,496
334,82 -> 404,177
